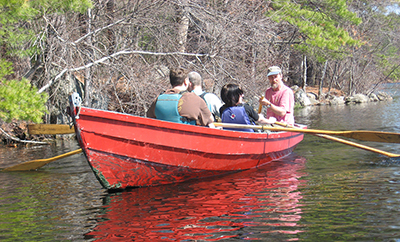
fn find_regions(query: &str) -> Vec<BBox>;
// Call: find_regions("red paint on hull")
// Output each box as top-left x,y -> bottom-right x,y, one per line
69,94 -> 305,190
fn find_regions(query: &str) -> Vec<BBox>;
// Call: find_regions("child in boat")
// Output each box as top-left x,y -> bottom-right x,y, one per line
219,84 -> 275,132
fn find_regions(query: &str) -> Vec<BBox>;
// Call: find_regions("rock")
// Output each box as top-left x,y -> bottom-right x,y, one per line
306,92 -> 320,105
369,93 -> 379,102
328,96 -> 346,105
376,92 -> 393,101
307,92 -> 318,101
345,93 -> 369,104
294,88 -> 312,106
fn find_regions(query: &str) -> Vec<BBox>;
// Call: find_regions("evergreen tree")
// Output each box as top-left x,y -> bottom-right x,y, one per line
267,0 -> 362,62
0,0 -> 92,123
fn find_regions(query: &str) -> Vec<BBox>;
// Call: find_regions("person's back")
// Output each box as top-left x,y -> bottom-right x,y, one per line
154,90 -> 196,124
220,104 -> 255,132
146,68 -> 213,126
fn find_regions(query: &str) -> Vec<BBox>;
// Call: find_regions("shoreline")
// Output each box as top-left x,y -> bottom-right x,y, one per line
0,86 -> 394,146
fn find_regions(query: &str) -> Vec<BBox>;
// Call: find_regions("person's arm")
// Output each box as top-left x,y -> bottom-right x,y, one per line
180,93 -> 214,126
243,103 -> 276,124
199,103 -> 214,126
243,103 -> 259,124
208,93 -> 223,118
146,98 -> 158,118
259,97 -> 286,117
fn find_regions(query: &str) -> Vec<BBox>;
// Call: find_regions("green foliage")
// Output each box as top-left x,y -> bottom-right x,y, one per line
28,0 -> 93,14
0,0 -> 93,57
0,0 -> 91,123
0,59 -> 13,80
267,0 -> 362,62
0,78 -> 48,123
373,12 -> 400,81
294,101 -> 303,110
377,52 -> 400,81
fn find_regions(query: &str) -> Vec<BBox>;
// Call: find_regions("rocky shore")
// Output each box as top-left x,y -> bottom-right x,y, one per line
293,86 -> 393,107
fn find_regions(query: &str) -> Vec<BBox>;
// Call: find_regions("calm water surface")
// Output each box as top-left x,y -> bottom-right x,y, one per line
1,84 -> 400,241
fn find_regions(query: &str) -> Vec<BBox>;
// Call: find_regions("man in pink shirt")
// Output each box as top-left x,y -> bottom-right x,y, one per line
259,66 -> 295,125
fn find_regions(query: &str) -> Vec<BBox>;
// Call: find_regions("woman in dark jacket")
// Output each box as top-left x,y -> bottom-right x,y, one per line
219,84 -> 274,132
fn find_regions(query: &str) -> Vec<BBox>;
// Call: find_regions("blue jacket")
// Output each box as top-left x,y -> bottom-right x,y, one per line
221,106 -> 254,132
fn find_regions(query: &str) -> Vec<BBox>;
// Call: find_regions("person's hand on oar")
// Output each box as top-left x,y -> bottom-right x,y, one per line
258,96 -> 264,114
257,116 -> 276,125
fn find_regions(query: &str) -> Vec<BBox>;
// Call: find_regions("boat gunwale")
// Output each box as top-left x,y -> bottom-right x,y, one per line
74,106 -> 306,141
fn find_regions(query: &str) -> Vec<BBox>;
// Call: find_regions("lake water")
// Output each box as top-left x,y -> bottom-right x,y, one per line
1,84 -> 400,241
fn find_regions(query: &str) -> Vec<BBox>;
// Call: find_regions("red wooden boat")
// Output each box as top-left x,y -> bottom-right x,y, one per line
68,93 -> 305,190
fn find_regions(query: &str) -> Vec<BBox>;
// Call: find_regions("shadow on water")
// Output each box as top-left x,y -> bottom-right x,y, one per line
84,155 -> 307,241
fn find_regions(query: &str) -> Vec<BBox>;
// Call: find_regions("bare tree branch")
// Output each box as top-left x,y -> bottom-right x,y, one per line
37,49 -> 214,94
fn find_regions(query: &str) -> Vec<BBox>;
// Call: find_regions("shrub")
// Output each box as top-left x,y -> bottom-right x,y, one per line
0,78 -> 48,123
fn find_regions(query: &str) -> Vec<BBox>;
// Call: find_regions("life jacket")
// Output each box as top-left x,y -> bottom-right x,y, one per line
221,106 -> 254,132
154,92 -> 196,125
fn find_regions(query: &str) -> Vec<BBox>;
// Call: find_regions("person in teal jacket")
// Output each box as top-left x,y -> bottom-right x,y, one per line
146,67 -> 214,127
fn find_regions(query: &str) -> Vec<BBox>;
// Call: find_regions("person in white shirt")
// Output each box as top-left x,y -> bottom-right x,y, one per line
188,71 -> 223,120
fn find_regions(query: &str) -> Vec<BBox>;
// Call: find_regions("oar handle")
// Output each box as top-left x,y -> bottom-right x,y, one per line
258,95 -> 264,114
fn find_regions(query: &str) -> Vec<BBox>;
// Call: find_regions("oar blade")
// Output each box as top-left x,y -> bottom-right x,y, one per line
28,124 -> 75,135
3,159 -> 53,171
340,131 -> 400,143
2,149 -> 82,171
316,134 -> 400,158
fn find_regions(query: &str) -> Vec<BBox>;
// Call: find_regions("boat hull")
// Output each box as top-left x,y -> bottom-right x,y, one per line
69,94 -> 305,190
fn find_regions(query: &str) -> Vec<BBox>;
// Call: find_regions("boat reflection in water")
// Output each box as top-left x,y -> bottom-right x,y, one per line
85,155 -> 306,241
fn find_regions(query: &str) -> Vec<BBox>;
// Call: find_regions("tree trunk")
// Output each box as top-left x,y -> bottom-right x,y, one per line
349,63 -> 354,96
106,0 -> 115,55
177,0 -> 189,53
329,62 -> 339,94
319,60 -> 328,100
302,55 -> 307,92
84,8 -> 93,107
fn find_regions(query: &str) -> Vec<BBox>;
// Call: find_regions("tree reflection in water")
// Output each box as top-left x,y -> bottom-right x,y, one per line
85,154 -> 307,241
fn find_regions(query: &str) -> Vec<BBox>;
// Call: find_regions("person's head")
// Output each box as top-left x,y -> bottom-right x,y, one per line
220,84 -> 244,107
267,66 -> 283,90
169,67 -> 189,88
188,71 -> 202,87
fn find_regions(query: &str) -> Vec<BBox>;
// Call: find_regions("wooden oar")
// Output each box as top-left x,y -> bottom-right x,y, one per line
2,148 -> 83,171
28,124 -> 75,135
272,122 -> 400,158
258,96 -> 264,114
212,122 -> 400,143
315,134 -> 400,158
214,122 -> 400,157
